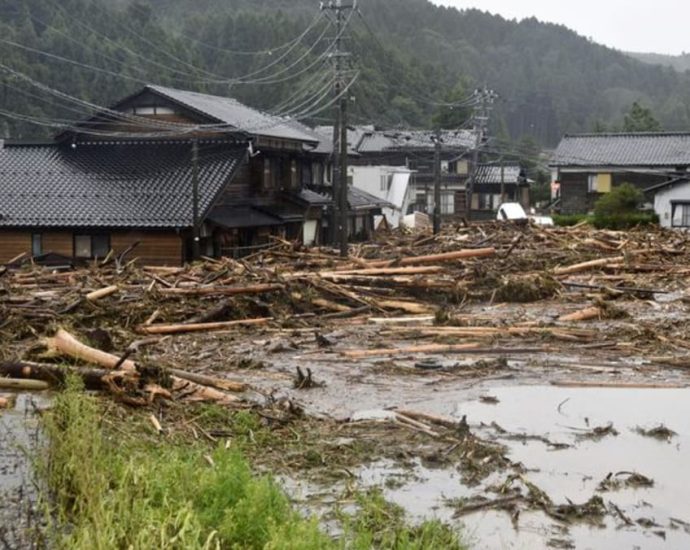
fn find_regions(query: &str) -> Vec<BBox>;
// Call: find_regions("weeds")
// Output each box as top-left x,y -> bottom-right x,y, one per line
39,380 -> 466,549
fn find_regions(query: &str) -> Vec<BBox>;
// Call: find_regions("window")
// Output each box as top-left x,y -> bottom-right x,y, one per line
588,174 -> 598,193
672,203 -> 690,227
380,174 -> 390,192
31,234 -> 42,257
74,234 -> 110,259
441,193 -> 455,215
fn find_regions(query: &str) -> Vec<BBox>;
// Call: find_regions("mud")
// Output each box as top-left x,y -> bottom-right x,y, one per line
0,393 -> 46,548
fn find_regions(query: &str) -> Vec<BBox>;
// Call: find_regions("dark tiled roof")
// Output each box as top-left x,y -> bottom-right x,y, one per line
0,141 -> 245,228
295,187 -> 392,210
147,86 -> 319,144
551,133 -> 690,167
474,164 -> 523,184
207,205 -> 283,229
296,188 -> 332,206
348,187 -> 394,210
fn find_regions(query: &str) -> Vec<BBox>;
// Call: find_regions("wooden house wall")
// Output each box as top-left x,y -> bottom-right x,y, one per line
0,229 -> 182,266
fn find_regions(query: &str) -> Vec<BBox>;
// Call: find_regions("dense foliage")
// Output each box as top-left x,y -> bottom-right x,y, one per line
1,0 -> 689,144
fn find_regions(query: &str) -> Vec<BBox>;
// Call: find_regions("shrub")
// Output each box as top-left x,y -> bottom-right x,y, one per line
593,183 -> 643,218
591,212 -> 659,230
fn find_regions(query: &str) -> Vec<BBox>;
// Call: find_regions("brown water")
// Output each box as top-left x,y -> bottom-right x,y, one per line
0,393 -> 47,548
358,385 -> 690,549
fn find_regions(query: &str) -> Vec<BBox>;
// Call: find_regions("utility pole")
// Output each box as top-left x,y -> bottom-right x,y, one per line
191,137 -> 200,261
432,129 -> 442,234
323,0 -> 355,257
499,156 -> 506,206
466,88 -> 496,220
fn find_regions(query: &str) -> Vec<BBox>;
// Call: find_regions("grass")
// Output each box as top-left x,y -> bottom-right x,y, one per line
39,379 -> 467,549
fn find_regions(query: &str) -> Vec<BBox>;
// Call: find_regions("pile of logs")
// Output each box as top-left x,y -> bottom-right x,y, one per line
1,222 -> 689,406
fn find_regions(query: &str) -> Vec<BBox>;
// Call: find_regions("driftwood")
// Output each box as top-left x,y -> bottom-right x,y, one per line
0,378 -> 51,391
394,409 -> 459,429
86,285 -> 119,302
0,395 -> 14,409
558,307 -> 602,322
43,329 -> 241,405
555,256 -> 625,276
158,284 -> 283,297
356,247 -> 496,269
138,317 -> 273,335
0,361 -> 136,390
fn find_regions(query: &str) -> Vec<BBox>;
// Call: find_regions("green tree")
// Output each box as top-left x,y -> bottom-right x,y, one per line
594,183 -> 643,217
623,102 -> 661,132
432,80 -> 474,129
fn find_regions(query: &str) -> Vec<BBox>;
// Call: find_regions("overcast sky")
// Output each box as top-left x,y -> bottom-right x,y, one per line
430,0 -> 690,55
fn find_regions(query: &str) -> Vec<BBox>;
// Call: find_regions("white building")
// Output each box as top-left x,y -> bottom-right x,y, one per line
348,165 -> 414,228
647,178 -> 690,229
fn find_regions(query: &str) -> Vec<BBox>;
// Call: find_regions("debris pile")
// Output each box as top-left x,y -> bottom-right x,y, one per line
1,222 -> 689,405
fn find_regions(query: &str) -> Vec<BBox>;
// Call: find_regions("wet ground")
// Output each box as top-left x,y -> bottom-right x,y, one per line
0,393 -> 46,549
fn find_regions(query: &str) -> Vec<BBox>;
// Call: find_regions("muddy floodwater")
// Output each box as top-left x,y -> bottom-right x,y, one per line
0,393 -> 45,548
359,385 -> 690,549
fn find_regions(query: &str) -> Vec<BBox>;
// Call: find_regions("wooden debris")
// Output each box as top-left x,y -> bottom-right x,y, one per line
86,285 -> 119,302
138,317 -> 273,335
558,307 -> 603,322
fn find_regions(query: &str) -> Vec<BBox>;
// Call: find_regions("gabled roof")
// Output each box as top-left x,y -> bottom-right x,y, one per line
118,85 -> 320,145
551,133 -> 690,167
474,164 -> 524,185
0,140 -> 245,228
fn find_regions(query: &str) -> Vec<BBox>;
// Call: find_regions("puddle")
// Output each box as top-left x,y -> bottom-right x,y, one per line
354,386 -> 690,549
0,393 -> 49,547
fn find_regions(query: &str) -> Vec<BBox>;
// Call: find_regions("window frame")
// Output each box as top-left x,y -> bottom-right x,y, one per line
671,201 -> 690,227
31,234 -> 43,257
74,234 -> 111,259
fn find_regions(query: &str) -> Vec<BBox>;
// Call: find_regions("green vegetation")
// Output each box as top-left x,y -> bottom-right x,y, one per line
623,102 -> 662,132
2,0 -> 690,143
593,183 -> 643,218
40,379 -> 466,549
554,186 -> 659,229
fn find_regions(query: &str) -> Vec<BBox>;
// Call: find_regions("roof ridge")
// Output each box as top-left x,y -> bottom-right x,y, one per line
563,132 -> 690,138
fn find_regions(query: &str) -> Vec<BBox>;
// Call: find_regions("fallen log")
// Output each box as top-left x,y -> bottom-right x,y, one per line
558,307 -> 602,322
168,368 -> 247,393
44,329 -> 137,371
394,408 -> 459,429
316,266 -> 445,277
138,317 -> 273,335
343,343 -> 482,358
86,285 -> 119,302
0,361 -> 136,390
356,247 -> 496,269
0,378 -> 51,391
554,256 -> 625,276
158,283 -> 283,297
43,330 -> 241,405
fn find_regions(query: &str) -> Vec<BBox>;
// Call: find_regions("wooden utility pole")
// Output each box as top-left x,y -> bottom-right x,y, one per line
433,129 -> 442,234
323,0 -> 355,257
191,137 -> 200,261
500,156 -> 506,206
339,92 -> 349,256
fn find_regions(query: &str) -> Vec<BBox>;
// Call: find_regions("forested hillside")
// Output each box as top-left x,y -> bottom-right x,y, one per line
628,51 -> 690,73
1,0 -> 690,145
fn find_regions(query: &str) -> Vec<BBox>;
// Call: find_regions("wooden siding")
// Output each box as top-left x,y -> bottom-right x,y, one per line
0,229 -> 183,266
0,231 -> 31,263
111,231 -> 183,266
